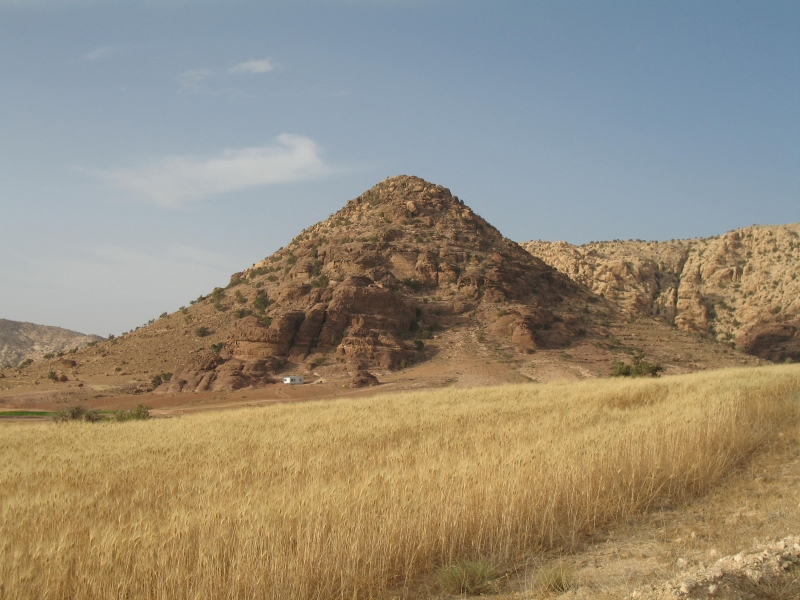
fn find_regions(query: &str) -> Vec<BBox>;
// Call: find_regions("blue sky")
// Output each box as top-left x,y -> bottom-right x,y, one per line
1,0 -> 798,336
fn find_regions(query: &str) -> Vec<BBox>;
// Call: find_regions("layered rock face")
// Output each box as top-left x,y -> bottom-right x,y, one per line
166,175 -> 589,391
523,223 -> 800,361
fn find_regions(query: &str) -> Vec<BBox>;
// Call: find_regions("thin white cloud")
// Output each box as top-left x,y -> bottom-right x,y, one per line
99,134 -> 334,208
229,58 -> 275,74
84,45 -> 118,61
177,68 -> 214,93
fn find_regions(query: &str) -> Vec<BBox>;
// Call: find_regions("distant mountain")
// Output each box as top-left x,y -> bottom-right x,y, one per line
0,319 -> 102,367
523,223 -> 800,362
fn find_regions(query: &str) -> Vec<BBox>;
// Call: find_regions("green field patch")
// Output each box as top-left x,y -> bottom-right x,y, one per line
0,410 -> 55,418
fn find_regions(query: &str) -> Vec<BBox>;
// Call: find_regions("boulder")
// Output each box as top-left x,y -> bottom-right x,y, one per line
350,370 -> 379,388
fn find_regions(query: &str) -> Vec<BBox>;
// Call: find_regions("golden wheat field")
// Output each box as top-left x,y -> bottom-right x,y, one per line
1,366 -> 799,600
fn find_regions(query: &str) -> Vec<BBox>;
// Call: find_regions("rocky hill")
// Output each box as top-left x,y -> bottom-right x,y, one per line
0,319 -> 102,367
5,176 -> 593,394
159,175 -> 597,392
523,223 -> 800,362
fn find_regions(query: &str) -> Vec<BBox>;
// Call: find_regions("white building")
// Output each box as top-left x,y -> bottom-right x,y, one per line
282,375 -> 304,385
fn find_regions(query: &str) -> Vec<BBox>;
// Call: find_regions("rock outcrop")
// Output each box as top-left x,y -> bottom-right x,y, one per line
628,534 -> 800,599
524,223 -> 800,361
349,370 -> 379,388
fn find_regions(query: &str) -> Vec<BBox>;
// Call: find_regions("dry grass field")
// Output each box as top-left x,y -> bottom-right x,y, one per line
1,366 -> 798,599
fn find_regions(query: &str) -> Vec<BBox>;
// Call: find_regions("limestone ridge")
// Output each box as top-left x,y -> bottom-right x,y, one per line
523,223 -> 800,362
166,175 -> 590,392
0,319 -> 102,367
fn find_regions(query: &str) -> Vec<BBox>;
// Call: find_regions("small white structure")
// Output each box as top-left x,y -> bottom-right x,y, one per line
282,375 -> 304,385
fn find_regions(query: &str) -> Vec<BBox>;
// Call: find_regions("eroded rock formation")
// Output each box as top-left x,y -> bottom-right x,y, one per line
523,223 -> 800,360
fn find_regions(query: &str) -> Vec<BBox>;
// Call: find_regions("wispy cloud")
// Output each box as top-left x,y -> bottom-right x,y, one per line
98,134 -> 334,208
229,58 -> 275,74
84,45 -> 119,61
177,68 -> 214,93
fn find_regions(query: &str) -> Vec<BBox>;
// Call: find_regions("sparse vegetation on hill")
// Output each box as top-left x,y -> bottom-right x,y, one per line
0,366 -> 797,600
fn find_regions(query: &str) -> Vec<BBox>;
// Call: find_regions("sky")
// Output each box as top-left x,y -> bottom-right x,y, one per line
1,0 -> 798,336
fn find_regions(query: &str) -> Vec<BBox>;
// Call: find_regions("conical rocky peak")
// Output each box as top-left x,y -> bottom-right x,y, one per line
160,176 -> 592,392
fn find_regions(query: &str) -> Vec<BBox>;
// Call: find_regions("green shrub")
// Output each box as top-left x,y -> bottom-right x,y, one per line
234,308 -> 253,319
47,371 -> 57,381
43,353 -> 54,360
611,354 -> 663,378
253,294 -> 270,313
413,340 -> 424,350
18,358 -> 33,369
310,274 -> 329,288
210,342 -> 224,355
115,404 -> 151,421
55,405 -> 103,423
438,560 -> 498,595
234,290 -> 247,304
195,326 -> 210,337
159,312 -> 168,319
150,372 -> 172,389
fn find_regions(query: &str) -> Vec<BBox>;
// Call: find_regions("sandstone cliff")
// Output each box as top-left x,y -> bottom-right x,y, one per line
523,223 -> 800,362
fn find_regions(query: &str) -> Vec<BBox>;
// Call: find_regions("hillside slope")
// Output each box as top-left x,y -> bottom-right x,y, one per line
0,319 -> 101,367
523,223 -> 800,362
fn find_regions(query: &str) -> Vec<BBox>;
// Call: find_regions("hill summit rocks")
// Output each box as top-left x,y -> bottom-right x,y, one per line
166,175 -> 589,392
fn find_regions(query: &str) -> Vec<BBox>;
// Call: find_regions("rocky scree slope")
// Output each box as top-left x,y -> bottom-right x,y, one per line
523,223 -> 800,363
0,319 -> 101,368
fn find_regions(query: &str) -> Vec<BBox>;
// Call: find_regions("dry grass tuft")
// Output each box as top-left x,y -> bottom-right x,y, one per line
438,559 -> 499,595
535,560 -> 575,594
0,365 -> 798,599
